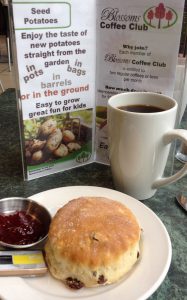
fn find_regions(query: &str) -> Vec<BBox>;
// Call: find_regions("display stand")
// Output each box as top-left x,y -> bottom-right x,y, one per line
10,0 -> 185,180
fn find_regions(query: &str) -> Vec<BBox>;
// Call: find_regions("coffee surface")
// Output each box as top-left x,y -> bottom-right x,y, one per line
118,104 -> 165,113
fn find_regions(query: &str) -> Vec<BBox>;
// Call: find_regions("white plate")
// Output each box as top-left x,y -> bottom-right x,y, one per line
0,186 -> 172,300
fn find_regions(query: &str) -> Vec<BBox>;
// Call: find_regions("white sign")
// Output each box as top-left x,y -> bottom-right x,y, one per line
11,0 -> 185,179
95,0 -> 185,162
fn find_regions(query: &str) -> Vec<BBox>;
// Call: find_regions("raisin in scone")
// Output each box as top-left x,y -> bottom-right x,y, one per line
45,197 -> 141,289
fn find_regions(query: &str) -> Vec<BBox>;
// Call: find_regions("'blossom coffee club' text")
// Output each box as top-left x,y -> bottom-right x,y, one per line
100,8 -> 147,31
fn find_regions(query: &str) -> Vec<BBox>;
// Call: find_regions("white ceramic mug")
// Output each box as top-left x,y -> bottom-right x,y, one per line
107,92 -> 187,200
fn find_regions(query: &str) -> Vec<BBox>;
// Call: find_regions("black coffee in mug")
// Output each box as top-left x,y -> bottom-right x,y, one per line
118,104 -> 165,113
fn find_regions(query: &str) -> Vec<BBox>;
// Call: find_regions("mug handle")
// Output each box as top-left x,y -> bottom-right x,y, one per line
152,129 -> 187,189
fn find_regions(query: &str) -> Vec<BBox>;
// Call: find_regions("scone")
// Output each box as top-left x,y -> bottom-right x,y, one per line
45,197 -> 141,289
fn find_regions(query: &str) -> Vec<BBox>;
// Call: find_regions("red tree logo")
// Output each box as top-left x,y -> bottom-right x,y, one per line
155,3 -> 166,28
165,10 -> 173,26
144,3 -> 177,29
147,9 -> 154,25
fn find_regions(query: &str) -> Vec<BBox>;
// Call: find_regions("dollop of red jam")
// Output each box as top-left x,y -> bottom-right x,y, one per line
0,211 -> 44,245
